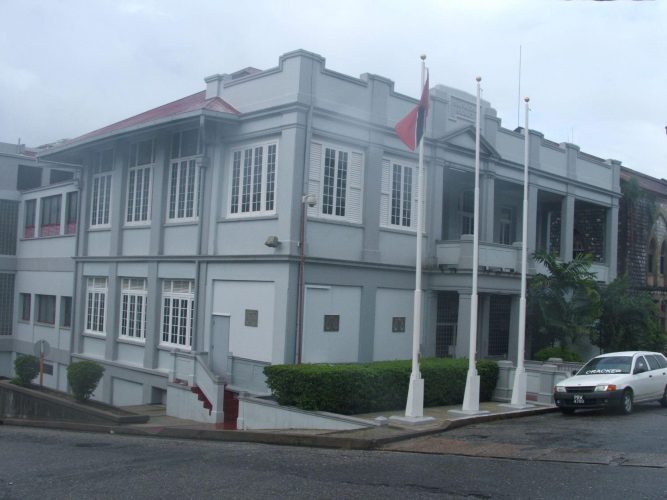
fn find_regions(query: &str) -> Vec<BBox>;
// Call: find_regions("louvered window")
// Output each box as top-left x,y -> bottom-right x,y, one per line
380,159 -> 421,231
308,142 -> 363,223
229,142 -> 278,216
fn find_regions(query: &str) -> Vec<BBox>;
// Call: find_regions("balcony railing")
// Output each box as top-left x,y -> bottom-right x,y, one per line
436,236 -> 521,272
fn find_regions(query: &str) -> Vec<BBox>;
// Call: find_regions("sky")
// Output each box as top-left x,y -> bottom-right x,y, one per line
1,0 -> 665,179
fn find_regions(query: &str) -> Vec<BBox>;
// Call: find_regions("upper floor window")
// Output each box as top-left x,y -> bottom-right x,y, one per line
49,169 -> 74,184
499,206 -> 514,245
229,142 -> 277,216
161,279 -> 195,348
40,194 -> 61,237
17,165 -> 42,191
65,192 -> 78,235
459,190 -> 474,236
307,142 -> 363,224
168,130 -> 201,222
660,241 -> 666,276
126,139 -> 154,224
90,150 -> 113,227
85,277 -> 107,335
120,278 -> 147,341
23,199 -> 36,239
380,159 -> 419,231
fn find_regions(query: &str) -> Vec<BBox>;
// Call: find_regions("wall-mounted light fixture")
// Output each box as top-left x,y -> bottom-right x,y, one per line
264,235 -> 281,248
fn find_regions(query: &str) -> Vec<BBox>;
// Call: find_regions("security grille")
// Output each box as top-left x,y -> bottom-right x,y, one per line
0,273 -> 15,335
436,292 -> 458,357
488,295 -> 511,357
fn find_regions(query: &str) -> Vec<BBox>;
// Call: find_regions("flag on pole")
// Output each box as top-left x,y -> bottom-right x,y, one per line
395,72 -> 430,150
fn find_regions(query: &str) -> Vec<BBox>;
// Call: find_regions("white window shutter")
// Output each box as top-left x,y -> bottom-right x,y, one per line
380,158 -> 390,228
307,142 -> 322,217
346,151 -> 363,223
413,165 -> 425,232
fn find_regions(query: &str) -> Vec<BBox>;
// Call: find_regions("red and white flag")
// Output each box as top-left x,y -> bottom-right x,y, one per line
395,72 -> 430,150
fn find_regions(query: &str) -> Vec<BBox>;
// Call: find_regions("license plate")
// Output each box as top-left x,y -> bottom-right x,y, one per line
573,394 -> 584,404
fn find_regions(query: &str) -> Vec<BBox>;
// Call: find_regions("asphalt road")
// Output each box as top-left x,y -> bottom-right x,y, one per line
2,409 -> 667,500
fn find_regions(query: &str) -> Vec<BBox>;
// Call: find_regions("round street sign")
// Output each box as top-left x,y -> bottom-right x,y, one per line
33,339 -> 50,357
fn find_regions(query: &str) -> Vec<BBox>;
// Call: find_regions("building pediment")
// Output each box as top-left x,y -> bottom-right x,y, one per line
437,126 -> 501,159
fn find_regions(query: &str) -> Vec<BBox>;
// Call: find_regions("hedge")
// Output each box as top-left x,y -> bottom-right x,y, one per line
264,358 -> 498,415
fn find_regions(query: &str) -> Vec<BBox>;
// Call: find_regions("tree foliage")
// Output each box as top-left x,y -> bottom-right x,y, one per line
592,274 -> 666,352
528,251 -> 601,349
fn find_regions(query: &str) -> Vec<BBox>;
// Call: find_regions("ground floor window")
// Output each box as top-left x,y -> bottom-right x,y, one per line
120,279 -> 147,340
436,292 -> 459,357
161,280 -> 195,348
85,277 -> 107,334
488,295 -> 512,357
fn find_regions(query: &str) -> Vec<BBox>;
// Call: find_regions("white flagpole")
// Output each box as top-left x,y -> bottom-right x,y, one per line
461,76 -> 483,413
510,97 -> 530,407
405,55 -> 428,419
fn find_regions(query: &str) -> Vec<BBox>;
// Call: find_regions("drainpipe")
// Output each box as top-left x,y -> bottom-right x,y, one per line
193,115 -> 208,354
295,66 -> 315,364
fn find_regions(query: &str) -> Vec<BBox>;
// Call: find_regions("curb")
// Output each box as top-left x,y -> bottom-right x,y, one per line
1,406 -> 557,451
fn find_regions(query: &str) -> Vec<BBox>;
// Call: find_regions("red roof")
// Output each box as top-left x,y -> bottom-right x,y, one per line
61,91 -> 240,148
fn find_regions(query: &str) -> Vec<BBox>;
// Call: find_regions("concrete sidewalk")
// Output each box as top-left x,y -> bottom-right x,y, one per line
1,401 -> 557,451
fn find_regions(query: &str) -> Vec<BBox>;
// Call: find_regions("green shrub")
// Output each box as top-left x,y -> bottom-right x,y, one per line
12,354 -> 40,387
264,358 -> 498,415
533,346 -> 583,363
67,361 -> 105,402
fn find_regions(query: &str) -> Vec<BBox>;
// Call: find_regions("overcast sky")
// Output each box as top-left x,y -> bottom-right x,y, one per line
1,0 -> 665,179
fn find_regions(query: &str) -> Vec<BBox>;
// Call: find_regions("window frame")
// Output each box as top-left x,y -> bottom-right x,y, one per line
40,194 -> 62,237
23,199 -> 36,239
160,280 -> 195,349
380,158 -> 419,231
90,149 -> 114,228
167,130 -> 201,223
119,278 -> 148,341
125,139 -> 154,225
60,296 -> 72,328
36,294 -> 56,325
228,141 -> 278,217
308,141 -> 364,224
85,277 -> 108,335
19,293 -> 31,322
65,191 -> 78,235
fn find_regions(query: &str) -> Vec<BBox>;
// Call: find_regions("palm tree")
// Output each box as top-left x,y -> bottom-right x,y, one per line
528,251 -> 601,351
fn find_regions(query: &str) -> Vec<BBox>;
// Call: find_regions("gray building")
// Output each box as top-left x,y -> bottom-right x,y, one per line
8,50 -> 621,423
0,141 -> 78,385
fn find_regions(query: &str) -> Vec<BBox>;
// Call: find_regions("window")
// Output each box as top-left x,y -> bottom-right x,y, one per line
23,199 -> 36,238
499,207 -> 514,245
229,142 -> 277,216
85,277 -> 107,334
0,200 -> 18,255
161,280 -> 195,348
49,169 -> 73,184
17,165 -> 42,190
126,140 -> 154,224
380,159 -> 420,230
60,296 -> 72,328
168,130 -> 201,222
36,294 -> 56,325
40,194 -> 61,237
308,142 -> 363,223
20,293 -> 31,322
65,192 -> 78,235
120,278 -> 147,340
392,317 -> 406,333
90,150 -> 113,227
660,241 -> 666,275
459,190 -> 474,236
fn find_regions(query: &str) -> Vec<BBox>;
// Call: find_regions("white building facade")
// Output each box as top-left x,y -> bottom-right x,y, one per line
5,50 -> 621,423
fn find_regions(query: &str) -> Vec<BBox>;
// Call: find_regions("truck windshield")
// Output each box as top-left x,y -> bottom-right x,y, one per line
578,356 -> 632,375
